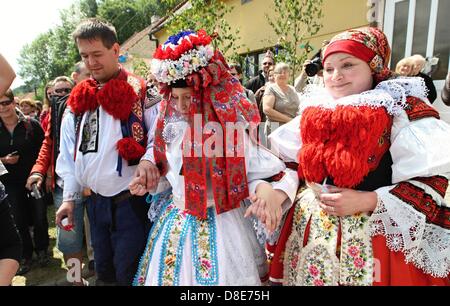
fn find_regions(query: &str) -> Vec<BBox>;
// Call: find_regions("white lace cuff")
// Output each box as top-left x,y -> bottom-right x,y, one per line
370,185 -> 450,278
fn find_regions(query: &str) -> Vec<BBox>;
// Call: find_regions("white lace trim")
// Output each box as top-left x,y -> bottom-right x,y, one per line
299,77 -> 428,117
162,107 -> 251,144
162,117 -> 188,144
369,187 -> 450,278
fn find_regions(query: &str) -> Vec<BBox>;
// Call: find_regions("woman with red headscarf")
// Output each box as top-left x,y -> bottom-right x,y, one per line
263,27 -> 450,286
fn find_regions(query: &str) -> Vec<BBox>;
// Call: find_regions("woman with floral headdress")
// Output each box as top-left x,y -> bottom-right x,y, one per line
263,27 -> 450,286
131,30 -> 299,286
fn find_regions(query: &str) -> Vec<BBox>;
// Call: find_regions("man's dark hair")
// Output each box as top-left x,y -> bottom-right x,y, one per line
72,18 -> 118,49
229,63 -> 242,75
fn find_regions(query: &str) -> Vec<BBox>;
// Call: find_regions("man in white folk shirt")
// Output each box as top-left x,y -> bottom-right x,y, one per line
55,18 -> 160,286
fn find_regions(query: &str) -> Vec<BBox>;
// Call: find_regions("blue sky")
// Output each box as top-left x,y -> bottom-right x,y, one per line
1,0 -> 74,88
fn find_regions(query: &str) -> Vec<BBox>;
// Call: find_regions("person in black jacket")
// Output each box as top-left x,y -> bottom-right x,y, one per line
0,57 -> 21,285
245,50 -> 275,102
0,180 -> 22,285
396,55 -> 437,103
0,89 -> 45,275
442,72 -> 450,106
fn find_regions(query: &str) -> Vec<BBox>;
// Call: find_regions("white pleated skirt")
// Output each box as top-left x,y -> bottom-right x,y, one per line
134,191 -> 268,286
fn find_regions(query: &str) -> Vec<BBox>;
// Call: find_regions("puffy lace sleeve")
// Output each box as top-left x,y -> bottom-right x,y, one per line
268,115 -> 302,163
369,108 -> 450,278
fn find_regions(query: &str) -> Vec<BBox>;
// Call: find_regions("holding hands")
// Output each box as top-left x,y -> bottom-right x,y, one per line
129,160 -> 160,196
244,182 -> 288,234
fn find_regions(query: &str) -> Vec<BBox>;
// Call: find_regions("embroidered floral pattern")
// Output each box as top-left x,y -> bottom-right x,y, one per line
297,242 -> 339,286
284,189 -> 314,285
284,189 -> 374,286
134,199 -> 220,286
132,122 -> 144,142
159,209 -> 196,286
127,75 -> 143,97
192,208 -> 218,285
339,236 -> 373,285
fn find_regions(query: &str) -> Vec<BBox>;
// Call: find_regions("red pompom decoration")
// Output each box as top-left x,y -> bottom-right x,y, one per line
298,105 -> 391,188
67,79 -> 98,115
117,137 -> 146,161
97,79 -> 138,121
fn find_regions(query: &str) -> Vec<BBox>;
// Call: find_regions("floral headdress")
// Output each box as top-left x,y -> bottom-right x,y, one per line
151,30 -> 215,85
152,29 -> 261,220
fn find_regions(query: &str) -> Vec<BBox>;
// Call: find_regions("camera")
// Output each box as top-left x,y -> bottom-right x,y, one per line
305,51 -> 323,77
31,183 -> 42,200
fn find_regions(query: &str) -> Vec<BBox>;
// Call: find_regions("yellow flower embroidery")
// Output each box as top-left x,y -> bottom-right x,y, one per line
323,220 -> 333,231
165,255 -> 175,266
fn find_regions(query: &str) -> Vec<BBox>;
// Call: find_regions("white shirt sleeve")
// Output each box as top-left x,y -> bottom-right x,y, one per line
246,134 -> 299,210
141,103 -> 160,164
55,111 -> 82,201
390,113 -> 450,183
268,115 -> 302,162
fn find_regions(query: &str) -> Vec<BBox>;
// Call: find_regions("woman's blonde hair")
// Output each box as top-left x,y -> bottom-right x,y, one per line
273,63 -> 290,74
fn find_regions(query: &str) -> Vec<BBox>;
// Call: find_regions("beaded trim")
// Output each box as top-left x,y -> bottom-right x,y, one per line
133,197 -> 173,286
192,208 -> 219,285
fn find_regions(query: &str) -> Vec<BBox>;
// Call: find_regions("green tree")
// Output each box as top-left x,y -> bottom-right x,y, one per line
97,0 -> 176,44
17,31 -> 55,91
17,0 -> 94,97
80,0 -> 98,17
161,0 -> 244,62
267,0 -> 324,82
132,58 -> 149,79
98,0 -> 141,43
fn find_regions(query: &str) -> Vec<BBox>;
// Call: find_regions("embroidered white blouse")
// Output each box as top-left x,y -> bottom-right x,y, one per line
147,118 -> 299,212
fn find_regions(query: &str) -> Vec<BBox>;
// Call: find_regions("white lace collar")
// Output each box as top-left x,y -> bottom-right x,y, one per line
299,77 -> 428,117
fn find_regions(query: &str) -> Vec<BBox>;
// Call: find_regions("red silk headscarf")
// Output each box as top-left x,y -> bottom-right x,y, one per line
323,27 -> 393,84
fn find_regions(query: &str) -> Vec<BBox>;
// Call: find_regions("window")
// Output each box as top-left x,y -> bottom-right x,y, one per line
384,0 -> 450,117
240,50 -> 268,83
384,0 -> 450,81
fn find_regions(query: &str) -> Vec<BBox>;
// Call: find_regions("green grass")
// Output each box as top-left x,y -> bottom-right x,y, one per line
12,205 -> 92,286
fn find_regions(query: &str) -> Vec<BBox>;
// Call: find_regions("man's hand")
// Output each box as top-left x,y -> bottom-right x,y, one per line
26,174 -> 44,191
55,201 -> 75,229
129,160 -> 160,196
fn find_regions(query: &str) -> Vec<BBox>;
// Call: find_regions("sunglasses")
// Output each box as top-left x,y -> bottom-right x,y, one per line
0,99 -> 14,107
54,88 -> 72,94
